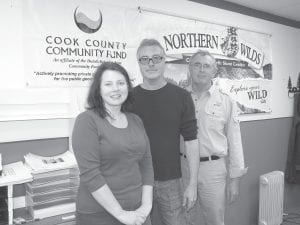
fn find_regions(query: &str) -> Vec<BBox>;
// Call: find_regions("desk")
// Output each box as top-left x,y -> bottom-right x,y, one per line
0,162 -> 33,225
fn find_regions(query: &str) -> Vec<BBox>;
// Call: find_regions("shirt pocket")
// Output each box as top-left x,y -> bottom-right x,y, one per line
204,103 -> 225,131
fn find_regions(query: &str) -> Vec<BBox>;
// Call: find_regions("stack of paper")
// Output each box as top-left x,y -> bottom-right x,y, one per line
24,151 -> 77,174
24,151 -> 79,219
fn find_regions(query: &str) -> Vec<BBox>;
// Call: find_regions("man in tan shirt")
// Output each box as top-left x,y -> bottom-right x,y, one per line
182,50 -> 248,225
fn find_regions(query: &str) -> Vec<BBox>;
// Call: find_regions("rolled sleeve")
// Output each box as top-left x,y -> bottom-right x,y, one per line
72,112 -> 106,193
230,167 -> 248,178
180,92 -> 198,141
226,100 -> 248,179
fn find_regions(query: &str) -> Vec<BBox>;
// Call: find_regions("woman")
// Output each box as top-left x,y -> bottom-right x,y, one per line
72,62 -> 154,225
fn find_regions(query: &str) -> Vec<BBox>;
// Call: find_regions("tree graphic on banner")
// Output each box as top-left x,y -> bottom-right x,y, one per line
288,76 -> 292,90
287,74 -> 300,98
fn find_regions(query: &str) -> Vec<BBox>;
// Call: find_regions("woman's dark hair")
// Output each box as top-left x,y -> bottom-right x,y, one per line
86,62 -> 133,118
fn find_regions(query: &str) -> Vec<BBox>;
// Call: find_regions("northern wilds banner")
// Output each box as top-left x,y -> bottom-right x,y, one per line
23,0 -> 272,114
130,10 -> 272,114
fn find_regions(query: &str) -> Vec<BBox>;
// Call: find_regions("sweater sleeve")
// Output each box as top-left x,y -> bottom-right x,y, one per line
72,112 -> 106,193
180,91 -> 198,141
134,115 -> 154,186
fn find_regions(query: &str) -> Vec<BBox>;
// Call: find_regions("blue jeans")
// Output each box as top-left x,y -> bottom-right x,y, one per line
152,179 -> 186,225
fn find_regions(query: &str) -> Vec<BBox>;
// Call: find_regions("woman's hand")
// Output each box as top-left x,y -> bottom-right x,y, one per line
135,203 -> 152,221
117,210 -> 146,225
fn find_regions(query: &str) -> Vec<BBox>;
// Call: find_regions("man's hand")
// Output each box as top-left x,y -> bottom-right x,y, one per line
227,177 -> 240,204
183,139 -> 199,211
183,183 -> 197,211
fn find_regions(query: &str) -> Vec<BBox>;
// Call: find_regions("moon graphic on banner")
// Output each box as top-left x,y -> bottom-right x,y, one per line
74,5 -> 102,34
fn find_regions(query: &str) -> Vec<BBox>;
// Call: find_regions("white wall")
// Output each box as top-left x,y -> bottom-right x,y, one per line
0,0 -> 300,142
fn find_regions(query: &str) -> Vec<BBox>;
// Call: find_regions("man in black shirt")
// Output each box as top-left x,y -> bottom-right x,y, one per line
131,38 -> 199,225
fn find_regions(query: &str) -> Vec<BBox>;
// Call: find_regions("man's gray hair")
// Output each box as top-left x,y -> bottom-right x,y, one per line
188,50 -> 217,67
136,38 -> 165,58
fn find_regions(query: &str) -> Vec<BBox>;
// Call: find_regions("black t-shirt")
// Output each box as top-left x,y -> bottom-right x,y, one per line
131,83 -> 197,181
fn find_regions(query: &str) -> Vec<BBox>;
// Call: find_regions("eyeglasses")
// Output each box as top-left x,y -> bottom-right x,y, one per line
138,55 -> 164,65
191,63 -> 213,71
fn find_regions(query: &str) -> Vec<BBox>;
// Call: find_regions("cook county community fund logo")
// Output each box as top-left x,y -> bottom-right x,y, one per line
74,3 -> 102,34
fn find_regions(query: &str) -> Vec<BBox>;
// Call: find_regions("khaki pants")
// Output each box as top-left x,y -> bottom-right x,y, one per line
181,156 -> 227,225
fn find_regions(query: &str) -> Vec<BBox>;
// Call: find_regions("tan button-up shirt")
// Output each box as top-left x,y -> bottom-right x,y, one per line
186,84 -> 247,178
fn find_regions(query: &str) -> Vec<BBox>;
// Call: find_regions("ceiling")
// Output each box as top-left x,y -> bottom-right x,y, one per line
189,0 -> 300,28
223,0 -> 300,22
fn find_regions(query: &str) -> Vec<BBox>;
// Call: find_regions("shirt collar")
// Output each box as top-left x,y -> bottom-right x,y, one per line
186,83 -> 218,97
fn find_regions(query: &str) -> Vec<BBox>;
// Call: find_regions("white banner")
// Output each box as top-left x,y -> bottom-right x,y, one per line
129,11 -> 272,114
23,1 -> 272,114
23,0 -> 137,87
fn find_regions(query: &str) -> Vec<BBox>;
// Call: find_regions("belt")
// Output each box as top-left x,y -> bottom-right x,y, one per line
180,153 -> 220,162
200,155 -> 220,162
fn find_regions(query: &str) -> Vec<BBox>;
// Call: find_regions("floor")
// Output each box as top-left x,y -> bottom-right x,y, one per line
282,182 -> 300,225
283,213 -> 300,225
